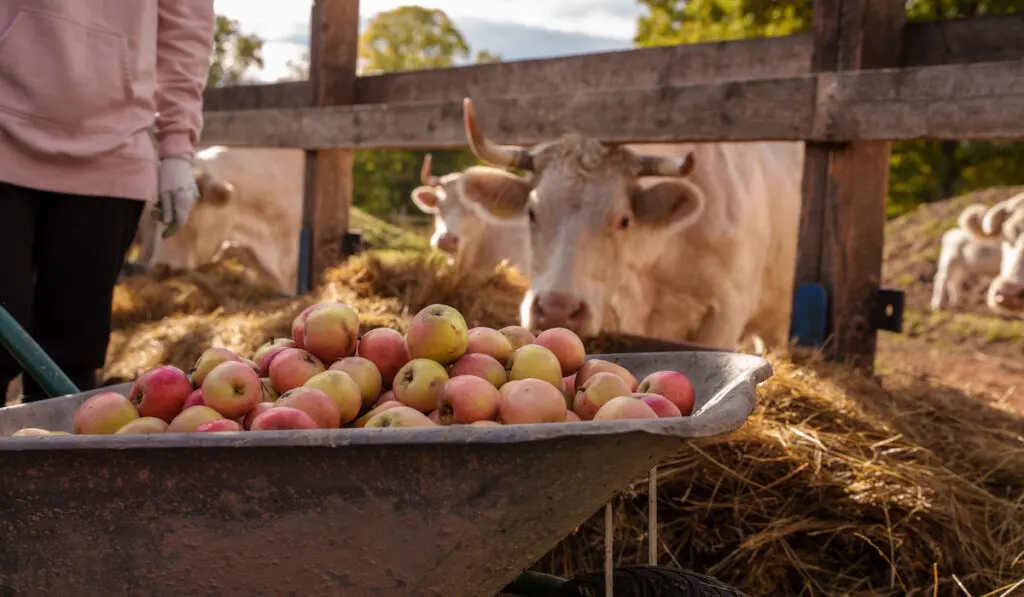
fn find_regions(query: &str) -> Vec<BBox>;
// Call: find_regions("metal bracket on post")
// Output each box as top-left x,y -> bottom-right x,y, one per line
342,230 -> 364,256
871,287 -> 904,333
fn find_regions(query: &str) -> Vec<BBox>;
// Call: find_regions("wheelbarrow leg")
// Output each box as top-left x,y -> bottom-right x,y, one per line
0,305 -> 80,399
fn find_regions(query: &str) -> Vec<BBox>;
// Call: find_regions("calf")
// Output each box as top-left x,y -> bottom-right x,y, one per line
135,146 -> 303,295
973,193 -> 1024,313
451,98 -> 804,351
930,204 -> 1003,311
410,153 -> 530,275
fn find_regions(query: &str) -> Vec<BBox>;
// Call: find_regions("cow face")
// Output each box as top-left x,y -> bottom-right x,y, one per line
410,154 -> 467,258
980,194 -> 1024,312
455,98 -> 703,337
193,167 -> 235,206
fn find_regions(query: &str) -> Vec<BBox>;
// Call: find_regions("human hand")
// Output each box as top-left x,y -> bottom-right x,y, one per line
155,157 -> 199,238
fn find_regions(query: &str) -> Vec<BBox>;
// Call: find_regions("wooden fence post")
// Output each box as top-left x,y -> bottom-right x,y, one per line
794,0 -> 906,371
299,0 -> 359,293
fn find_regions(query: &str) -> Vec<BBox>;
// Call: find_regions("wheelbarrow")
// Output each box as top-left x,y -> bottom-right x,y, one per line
0,304 -> 767,596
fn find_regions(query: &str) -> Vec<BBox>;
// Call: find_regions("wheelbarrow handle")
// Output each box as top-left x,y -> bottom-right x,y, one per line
0,305 -> 80,398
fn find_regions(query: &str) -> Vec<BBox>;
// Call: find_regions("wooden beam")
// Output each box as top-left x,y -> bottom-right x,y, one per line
198,58 -> 1024,149
199,14 -> 1024,113
794,0 -> 906,372
300,0 -> 359,293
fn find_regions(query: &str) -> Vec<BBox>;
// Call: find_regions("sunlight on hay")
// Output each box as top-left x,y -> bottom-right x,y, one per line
104,249 -> 1024,595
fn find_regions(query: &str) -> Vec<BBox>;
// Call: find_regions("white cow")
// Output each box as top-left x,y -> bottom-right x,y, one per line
930,203 -> 1003,311
970,192 -> 1024,314
135,146 -> 303,295
451,98 -> 804,351
410,153 -> 530,275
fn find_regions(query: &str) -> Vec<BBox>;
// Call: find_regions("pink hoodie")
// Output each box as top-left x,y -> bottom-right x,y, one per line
0,1 -> 215,202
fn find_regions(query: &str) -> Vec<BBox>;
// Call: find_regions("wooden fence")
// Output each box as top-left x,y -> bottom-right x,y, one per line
198,0 -> 1024,371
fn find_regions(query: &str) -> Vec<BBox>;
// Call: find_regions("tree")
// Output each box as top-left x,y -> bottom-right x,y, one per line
208,16 -> 264,87
633,0 -> 1024,217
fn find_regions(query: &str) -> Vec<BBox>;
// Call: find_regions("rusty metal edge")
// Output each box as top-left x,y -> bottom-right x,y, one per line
0,351 -> 770,452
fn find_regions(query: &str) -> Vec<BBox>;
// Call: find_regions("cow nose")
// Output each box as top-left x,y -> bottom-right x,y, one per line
994,280 -> 1024,305
531,292 -> 591,332
436,232 -> 460,254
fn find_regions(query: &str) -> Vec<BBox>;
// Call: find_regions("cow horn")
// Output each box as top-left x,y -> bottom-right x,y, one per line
421,153 -> 439,186
462,98 -> 534,171
636,152 -> 696,177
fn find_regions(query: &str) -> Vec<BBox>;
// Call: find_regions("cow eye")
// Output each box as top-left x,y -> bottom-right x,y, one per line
528,207 -> 537,224
617,216 -> 631,230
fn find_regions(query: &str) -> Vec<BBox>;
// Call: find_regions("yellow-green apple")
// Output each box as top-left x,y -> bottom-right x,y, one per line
573,372 -> 632,420
201,361 -> 262,419
498,326 -> 535,350
167,405 -> 223,433
72,392 -> 140,435
575,359 -> 638,392
303,370 -> 362,425
465,327 -> 514,365
190,347 -> 242,388
329,356 -> 382,408
393,358 -> 449,412
353,400 -> 402,428
404,304 -> 469,365
364,406 -> 437,428
10,428 -> 52,437
115,417 -> 169,434
507,344 -> 563,388
253,338 -> 297,375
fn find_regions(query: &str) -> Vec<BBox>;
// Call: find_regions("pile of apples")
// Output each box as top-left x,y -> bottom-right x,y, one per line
6,302 -> 696,437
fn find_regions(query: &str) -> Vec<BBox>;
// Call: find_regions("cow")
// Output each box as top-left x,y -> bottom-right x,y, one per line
964,192 -> 1024,314
448,97 -> 805,352
134,146 -> 303,295
930,203 -> 1004,311
410,153 -> 530,275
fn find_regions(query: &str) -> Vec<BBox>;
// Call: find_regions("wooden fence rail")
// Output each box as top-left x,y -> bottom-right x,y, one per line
194,1 -> 1024,371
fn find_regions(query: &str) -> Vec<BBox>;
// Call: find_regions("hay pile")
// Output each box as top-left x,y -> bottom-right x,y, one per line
105,251 -> 1024,595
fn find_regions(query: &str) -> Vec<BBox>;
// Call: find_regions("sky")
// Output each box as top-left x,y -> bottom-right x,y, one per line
212,0 -> 647,82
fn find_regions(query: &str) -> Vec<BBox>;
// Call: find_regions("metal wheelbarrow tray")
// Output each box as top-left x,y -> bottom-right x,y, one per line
0,351 -> 771,597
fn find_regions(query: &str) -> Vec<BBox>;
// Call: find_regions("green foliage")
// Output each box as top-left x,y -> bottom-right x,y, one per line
634,0 -> 1024,218
208,16 -> 264,87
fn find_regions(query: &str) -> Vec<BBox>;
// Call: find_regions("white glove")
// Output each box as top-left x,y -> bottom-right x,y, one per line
155,156 -> 199,238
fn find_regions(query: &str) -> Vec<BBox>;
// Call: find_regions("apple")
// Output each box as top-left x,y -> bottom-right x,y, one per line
243,402 -> 276,430
356,327 -> 411,389
593,396 -> 659,420
637,370 -> 696,416
276,386 -> 341,429
565,410 -> 582,422
470,420 -> 501,427
353,400 -> 403,428
372,389 -> 396,409
72,392 -> 140,435
190,348 -> 241,388
240,357 -> 261,375
128,365 -> 193,423
268,348 -> 326,393
404,304 -> 469,365
364,406 -> 437,428
498,326 -> 535,350
183,388 -> 205,409
329,356 -> 382,408
303,370 -> 362,425
249,406 -> 319,431
10,428 -> 53,437
507,344 -> 563,388
575,359 -> 638,392
303,302 -> 361,363
115,417 -> 169,434
393,358 -> 449,413
534,327 -> 586,376
167,405 -> 223,433
259,377 -> 279,402
497,379 -> 567,425
438,376 -> 500,424
573,372 -> 632,421
201,361 -> 262,419
636,393 -> 684,418
253,338 -> 297,376
465,327 -> 514,365
196,418 -> 243,433
428,409 -> 441,423
290,304 -> 322,348
448,353 -> 507,388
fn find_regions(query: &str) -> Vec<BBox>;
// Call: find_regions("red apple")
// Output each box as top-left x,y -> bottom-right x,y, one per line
534,327 -> 586,376
196,418 -> 243,433
128,365 -> 193,423
438,376 -> 500,425
243,402 -> 276,430
268,348 -> 325,393
276,386 -> 342,429
253,338 -> 297,376
637,370 -> 696,416
356,327 -> 411,389
290,304 -> 322,348
636,393 -> 683,418
497,379 -> 567,425
448,353 -> 507,389
183,388 -> 205,410
201,361 -> 262,419
302,302 -> 361,363
249,406 -> 319,431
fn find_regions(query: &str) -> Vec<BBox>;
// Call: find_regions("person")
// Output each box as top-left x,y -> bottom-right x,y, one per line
0,2 -> 215,402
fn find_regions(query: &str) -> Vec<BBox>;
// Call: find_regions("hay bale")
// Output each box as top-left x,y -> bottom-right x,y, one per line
103,250 -> 1024,595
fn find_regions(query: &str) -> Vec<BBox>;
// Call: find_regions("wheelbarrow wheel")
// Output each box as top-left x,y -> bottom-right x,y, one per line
501,567 -> 747,597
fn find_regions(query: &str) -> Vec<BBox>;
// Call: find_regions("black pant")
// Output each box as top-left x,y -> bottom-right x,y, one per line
0,182 -> 144,403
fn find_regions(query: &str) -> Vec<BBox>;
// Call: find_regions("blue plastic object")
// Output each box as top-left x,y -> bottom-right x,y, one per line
790,283 -> 829,348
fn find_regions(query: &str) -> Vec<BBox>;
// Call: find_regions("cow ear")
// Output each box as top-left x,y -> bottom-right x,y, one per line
456,166 -> 531,225
194,169 -> 234,206
410,186 -> 440,213
630,180 -> 705,231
